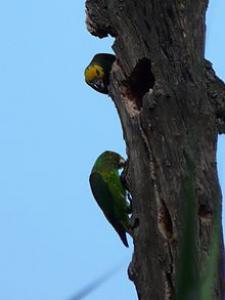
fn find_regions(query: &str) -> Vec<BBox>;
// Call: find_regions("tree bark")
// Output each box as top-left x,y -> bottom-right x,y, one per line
85,1 -> 225,299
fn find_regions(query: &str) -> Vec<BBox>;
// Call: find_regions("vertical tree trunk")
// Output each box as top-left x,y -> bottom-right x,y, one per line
85,1 -> 225,299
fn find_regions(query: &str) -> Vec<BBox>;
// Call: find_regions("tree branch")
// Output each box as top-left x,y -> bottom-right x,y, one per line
85,1 -> 225,299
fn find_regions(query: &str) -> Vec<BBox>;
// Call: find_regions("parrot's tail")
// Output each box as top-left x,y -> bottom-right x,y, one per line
118,230 -> 129,247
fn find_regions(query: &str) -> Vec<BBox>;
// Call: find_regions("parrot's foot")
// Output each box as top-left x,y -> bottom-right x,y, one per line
126,194 -> 132,214
127,214 -> 139,237
120,160 -> 132,193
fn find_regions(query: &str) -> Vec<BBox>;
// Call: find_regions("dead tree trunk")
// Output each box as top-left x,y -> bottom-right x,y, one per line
85,1 -> 225,299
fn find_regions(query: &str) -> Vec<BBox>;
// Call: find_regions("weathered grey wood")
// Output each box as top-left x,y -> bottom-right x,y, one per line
85,1 -> 225,299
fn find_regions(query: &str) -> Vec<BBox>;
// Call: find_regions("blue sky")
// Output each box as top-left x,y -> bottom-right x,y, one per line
0,1 -> 224,300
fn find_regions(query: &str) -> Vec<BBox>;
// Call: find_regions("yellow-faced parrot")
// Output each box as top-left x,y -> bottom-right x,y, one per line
85,54 -> 115,94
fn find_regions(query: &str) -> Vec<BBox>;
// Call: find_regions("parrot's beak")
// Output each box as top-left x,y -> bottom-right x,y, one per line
92,78 -> 104,90
88,79 -> 108,94
119,157 -> 126,168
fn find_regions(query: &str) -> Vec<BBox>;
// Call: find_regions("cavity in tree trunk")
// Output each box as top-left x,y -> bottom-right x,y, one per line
85,1 -> 225,299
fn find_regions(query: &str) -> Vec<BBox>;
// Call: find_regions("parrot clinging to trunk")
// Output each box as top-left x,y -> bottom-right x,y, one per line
84,53 -> 115,94
89,151 -> 130,247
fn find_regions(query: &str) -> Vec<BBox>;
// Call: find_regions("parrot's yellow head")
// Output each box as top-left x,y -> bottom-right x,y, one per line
84,64 -> 106,92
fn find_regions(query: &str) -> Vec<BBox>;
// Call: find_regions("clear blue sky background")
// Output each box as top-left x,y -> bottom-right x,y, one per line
0,1 -> 224,300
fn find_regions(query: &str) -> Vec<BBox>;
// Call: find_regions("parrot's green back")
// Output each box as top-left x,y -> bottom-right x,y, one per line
89,151 -> 129,247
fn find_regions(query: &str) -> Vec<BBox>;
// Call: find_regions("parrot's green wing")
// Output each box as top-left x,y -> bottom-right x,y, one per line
89,172 -> 129,247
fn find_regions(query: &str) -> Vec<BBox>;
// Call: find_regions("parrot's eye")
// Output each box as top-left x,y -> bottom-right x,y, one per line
96,69 -> 100,76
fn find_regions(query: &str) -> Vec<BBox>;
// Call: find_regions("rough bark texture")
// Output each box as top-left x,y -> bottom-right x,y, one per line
85,1 -> 225,299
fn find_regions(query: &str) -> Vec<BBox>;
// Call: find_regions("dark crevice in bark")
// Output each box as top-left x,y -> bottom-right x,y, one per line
124,58 -> 155,110
164,270 -> 175,300
198,204 -> 213,222
157,198 -> 173,240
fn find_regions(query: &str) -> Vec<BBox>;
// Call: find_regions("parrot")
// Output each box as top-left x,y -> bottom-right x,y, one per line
89,151 -> 130,247
84,53 -> 116,94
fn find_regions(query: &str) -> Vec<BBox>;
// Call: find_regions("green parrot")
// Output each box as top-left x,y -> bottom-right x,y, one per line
84,53 -> 115,94
89,151 -> 130,247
